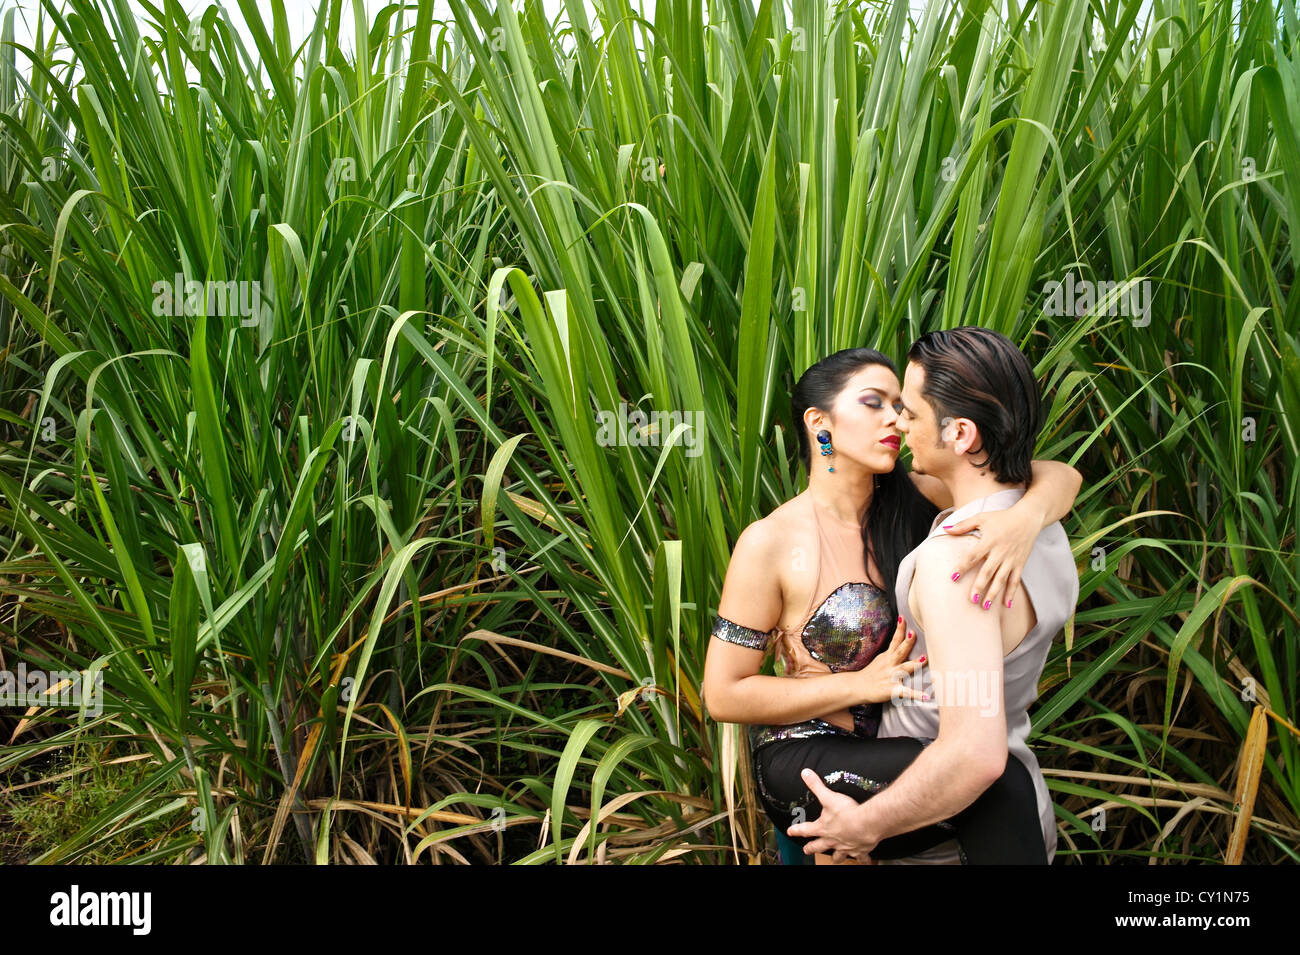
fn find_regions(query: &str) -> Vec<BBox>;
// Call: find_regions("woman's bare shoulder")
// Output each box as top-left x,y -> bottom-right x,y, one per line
721,498 -> 813,633
730,496 -> 808,566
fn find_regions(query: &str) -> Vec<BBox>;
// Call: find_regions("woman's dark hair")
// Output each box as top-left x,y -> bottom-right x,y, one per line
791,348 -> 938,618
905,327 -> 1042,485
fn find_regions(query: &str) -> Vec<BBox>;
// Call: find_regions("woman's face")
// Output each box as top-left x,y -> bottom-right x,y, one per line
804,364 -> 903,473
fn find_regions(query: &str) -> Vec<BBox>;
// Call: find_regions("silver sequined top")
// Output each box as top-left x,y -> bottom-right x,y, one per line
710,491 -> 896,751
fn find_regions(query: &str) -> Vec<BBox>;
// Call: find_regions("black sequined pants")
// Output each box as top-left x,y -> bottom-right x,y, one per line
753,733 -> 1049,864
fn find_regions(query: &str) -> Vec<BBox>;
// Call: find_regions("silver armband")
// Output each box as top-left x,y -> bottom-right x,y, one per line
711,614 -> 773,651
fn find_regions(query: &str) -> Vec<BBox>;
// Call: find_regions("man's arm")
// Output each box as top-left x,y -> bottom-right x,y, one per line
787,537 -> 1009,856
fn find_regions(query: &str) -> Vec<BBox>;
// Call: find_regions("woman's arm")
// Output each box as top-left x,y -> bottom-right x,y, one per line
1020,459 -> 1083,526
909,459 -> 1080,518
701,520 -> 924,726
907,470 -> 951,510
942,459 -> 1082,610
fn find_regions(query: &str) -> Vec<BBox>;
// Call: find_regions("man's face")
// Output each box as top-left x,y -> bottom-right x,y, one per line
898,361 -> 947,475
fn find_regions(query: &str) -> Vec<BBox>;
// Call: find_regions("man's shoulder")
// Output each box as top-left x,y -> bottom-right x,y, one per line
1024,519 -> 1080,582
1032,517 -> 1071,549
1016,520 -> 1081,630
910,533 -> 978,578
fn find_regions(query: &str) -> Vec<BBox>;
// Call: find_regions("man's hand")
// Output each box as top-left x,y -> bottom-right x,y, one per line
785,768 -> 878,862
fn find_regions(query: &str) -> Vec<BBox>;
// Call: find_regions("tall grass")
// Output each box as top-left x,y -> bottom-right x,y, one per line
0,0 -> 1296,862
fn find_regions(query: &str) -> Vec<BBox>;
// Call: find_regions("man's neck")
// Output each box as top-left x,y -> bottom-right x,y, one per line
941,468 -> 1026,514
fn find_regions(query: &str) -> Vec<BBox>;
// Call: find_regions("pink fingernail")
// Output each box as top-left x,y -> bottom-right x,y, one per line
942,524 -> 953,529
1006,598 -> 1012,608
983,600 -> 991,610
951,572 -> 960,581
972,593 -> 980,604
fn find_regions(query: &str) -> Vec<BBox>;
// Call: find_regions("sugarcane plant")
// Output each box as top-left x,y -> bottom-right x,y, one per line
0,0 -> 1296,863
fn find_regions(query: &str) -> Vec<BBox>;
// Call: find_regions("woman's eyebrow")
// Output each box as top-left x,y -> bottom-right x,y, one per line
860,387 -> 904,401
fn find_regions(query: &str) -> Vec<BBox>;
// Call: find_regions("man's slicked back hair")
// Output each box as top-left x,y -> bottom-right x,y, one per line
906,327 -> 1041,485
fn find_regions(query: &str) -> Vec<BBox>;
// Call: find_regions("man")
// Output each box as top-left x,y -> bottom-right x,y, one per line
787,327 -> 1080,863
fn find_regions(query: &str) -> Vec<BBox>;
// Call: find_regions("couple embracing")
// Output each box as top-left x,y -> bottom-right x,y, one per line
703,326 -> 1081,865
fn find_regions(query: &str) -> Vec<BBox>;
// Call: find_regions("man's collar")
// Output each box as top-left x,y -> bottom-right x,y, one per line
932,487 -> 1027,530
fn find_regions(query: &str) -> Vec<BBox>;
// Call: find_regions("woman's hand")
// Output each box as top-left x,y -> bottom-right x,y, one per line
854,616 -> 926,704
780,615 -> 927,709
941,505 -> 1041,611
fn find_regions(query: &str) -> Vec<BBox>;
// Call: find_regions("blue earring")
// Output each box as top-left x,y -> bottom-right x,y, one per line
816,430 -> 835,473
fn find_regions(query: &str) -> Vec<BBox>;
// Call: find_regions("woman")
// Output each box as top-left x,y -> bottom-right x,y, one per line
701,347 -> 1081,864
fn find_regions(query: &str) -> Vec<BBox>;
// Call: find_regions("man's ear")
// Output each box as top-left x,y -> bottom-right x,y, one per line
953,418 -> 981,456
938,415 -> 964,446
